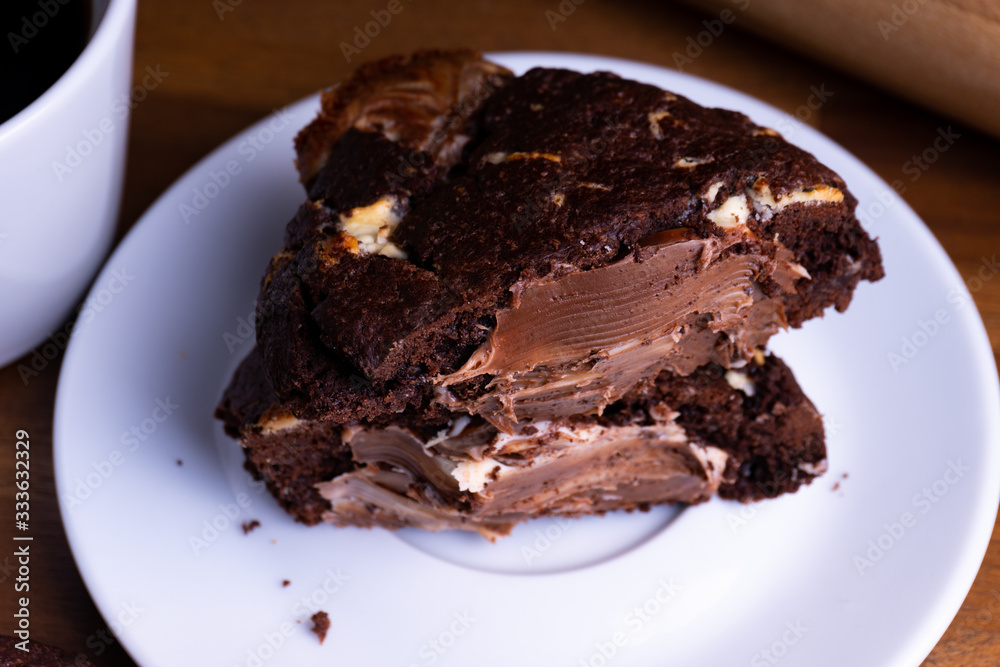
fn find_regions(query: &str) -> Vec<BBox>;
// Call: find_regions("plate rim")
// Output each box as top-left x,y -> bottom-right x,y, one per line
53,50 -> 1000,667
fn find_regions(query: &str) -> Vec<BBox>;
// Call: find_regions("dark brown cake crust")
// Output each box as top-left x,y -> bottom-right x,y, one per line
217,351 -> 354,524
255,51 -> 883,424
608,354 -> 826,501
217,347 -> 824,526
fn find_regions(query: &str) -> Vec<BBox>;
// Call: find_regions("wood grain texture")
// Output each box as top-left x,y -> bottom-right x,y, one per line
678,0 -> 1000,139
0,0 -> 998,664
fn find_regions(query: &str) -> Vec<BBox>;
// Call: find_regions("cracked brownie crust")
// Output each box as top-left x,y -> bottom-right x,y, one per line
216,49 -> 882,537
255,50 -> 882,426
217,347 -> 824,532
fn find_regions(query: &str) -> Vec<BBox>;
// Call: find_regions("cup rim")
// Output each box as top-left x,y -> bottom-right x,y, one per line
0,0 -> 138,141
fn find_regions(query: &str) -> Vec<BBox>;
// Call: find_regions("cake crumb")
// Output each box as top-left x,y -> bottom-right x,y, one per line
241,520 -> 261,535
310,611 -> 330,645
176,459 -> 183,466
832,482 -> 840,491
282,579 -> 290,587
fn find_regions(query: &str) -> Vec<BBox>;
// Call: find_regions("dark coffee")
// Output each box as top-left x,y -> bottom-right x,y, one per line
1,0 -> 92,125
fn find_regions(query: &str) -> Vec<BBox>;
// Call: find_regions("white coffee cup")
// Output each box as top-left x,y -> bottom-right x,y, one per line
0,0 -> 138,368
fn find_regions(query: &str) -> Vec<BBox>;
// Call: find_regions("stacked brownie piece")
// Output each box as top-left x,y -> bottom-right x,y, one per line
216,50 -> 883,539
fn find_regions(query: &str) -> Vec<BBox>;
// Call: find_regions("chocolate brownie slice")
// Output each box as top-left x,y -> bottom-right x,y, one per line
255,50 -> 882,429
217,347 -> 825,538
216,50 -> 883,538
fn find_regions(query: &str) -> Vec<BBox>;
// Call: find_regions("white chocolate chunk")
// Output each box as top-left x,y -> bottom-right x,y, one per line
673,157 -> 714,168
690,444 -> 730,485
798,460 -> 828,476
707,194 -> 750,229
338,197 -> 406,259
506,151 -> 561,163
724,370 -> 756,397
258,407 -> 302,434
451,458 -> 512,493
705,181 -> 724,204
788,261 -> 812,279
648,110 -> 673,139
749,180 -> 844,211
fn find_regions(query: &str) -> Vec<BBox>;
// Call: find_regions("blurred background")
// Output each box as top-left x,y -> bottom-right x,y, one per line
1,0 -> 998,664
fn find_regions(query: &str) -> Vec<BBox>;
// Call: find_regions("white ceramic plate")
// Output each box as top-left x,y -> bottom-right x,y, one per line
55,53 -> 1000,667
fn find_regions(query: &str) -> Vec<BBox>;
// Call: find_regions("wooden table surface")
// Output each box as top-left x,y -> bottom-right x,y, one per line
2,0 -> 999,664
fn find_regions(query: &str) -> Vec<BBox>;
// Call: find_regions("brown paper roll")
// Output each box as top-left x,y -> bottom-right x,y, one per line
676,0 -> 1000,138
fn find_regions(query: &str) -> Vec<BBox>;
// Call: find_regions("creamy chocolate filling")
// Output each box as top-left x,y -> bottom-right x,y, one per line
315,413 -> 728,540
438,231 -> 801,431
340,424 -> 460,498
